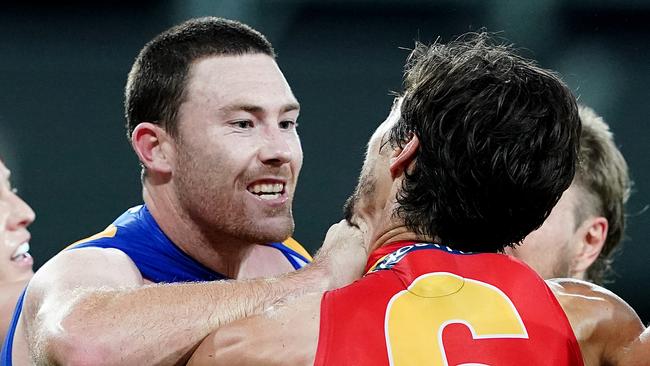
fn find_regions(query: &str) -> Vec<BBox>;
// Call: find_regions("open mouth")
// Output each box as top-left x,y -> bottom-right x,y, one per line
11,242 -> 30,262
247,182 -> 286,200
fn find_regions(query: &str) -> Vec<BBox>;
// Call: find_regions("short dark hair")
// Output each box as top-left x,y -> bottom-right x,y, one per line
574,105 -> 630,285
124,17 -> 275,140
390,33 -> 581,253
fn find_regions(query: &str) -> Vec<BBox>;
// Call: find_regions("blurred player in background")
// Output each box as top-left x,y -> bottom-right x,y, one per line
506,105 -> 630,285
0,159 -> 35,344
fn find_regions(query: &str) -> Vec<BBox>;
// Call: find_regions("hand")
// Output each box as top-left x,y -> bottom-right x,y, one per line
313,220 -> 368,290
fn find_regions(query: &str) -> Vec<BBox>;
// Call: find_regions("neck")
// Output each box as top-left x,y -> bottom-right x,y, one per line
367,225 -> 431,253
358,201 -> 432,255
142,182 -> 256,278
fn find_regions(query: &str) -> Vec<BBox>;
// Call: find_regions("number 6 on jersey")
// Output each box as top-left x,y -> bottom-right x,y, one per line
385,272 -> 528,366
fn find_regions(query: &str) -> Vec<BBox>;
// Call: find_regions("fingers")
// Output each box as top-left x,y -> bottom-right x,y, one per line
323,220 -> 364,248
312,219 -> 370,289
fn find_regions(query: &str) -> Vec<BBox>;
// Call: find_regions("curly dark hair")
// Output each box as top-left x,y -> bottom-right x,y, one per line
389,33 -> 581,253
124,17 -> 275,140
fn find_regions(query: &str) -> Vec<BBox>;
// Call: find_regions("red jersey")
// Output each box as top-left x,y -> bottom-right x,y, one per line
314,241 -> 584,366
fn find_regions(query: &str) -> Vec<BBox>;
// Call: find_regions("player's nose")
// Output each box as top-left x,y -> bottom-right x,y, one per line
6,191 -> 35,231
258,128 -> 293,166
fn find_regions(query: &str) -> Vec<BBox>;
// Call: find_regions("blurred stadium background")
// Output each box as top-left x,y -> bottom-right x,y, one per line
1,0 -> 648,320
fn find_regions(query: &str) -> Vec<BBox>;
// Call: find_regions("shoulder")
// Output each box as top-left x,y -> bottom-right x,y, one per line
33,246 -> 142,288
548,278 -> 640,325
24,246 -> 144,317
547,278 -> 645,365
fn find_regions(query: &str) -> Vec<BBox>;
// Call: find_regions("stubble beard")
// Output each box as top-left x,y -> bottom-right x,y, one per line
344,167 -> 376,224
175,148 -> 294,247
549,242 -> 574,279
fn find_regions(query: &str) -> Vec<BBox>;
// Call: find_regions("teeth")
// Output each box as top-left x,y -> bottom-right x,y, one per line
11,242 -> 30,260
259,193 -> 281,200
248,183 -> 285,195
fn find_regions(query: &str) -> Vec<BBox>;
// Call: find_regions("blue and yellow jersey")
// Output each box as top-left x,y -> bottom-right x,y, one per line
67,205 -> 311,282
1,204 -> 312,365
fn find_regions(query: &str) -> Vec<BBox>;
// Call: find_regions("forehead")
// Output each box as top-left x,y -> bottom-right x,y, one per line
369,97 -> 402,144
184,53 -> 297,108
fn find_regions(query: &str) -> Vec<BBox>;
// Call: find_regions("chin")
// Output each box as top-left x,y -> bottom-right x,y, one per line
263,228 -> 294,243
252,218 -> 294,243
0,268 -> 33,283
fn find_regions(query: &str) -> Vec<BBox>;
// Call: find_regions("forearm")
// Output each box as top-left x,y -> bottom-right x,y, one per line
188,292 -> 322,366
37,264 -> 329,366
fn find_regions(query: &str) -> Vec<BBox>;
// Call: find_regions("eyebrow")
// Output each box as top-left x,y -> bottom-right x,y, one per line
220,102 -> 300,115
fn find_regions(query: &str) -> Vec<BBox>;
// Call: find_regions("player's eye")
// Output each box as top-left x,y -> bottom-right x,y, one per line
232,120 -> 254,129
279,120 -> 297,130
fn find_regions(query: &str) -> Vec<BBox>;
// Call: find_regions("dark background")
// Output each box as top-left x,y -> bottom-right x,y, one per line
1,1 -> 648,320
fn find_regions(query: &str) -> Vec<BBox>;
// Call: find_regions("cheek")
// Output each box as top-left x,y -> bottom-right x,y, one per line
519,220 -> 574,263
516,227 -> 555,260
0,239 -> 8,255
289,135 -> 303,175
197,138 -> 247,169
525,205 -> 574,247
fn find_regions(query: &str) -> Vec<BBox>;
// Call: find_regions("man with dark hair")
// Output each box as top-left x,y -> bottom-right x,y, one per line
0,159 -> 35,345
188,35 -> 648,365
1,17 -> 365,365
506,105 -> 630,284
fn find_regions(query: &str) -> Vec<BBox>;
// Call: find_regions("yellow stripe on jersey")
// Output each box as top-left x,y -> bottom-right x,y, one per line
65,225 -> 118,250
283,237 -> 313,262
65,228 -> 312,264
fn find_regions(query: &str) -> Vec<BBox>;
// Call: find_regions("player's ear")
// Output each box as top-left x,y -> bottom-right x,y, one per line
131,122 -> 174,174
571,216 -> 608,276
389,134 -> 419,179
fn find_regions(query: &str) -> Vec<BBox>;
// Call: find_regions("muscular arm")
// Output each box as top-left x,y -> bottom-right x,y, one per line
187,221 -> 367,366
187,292 -> 322,366
23,220 -> 365,366
22,248 -> 327,366
0,279 -> 28,343
548,279 -> 647,366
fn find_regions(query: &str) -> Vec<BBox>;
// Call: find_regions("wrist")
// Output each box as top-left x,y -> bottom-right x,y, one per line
288,260 -> 332,293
